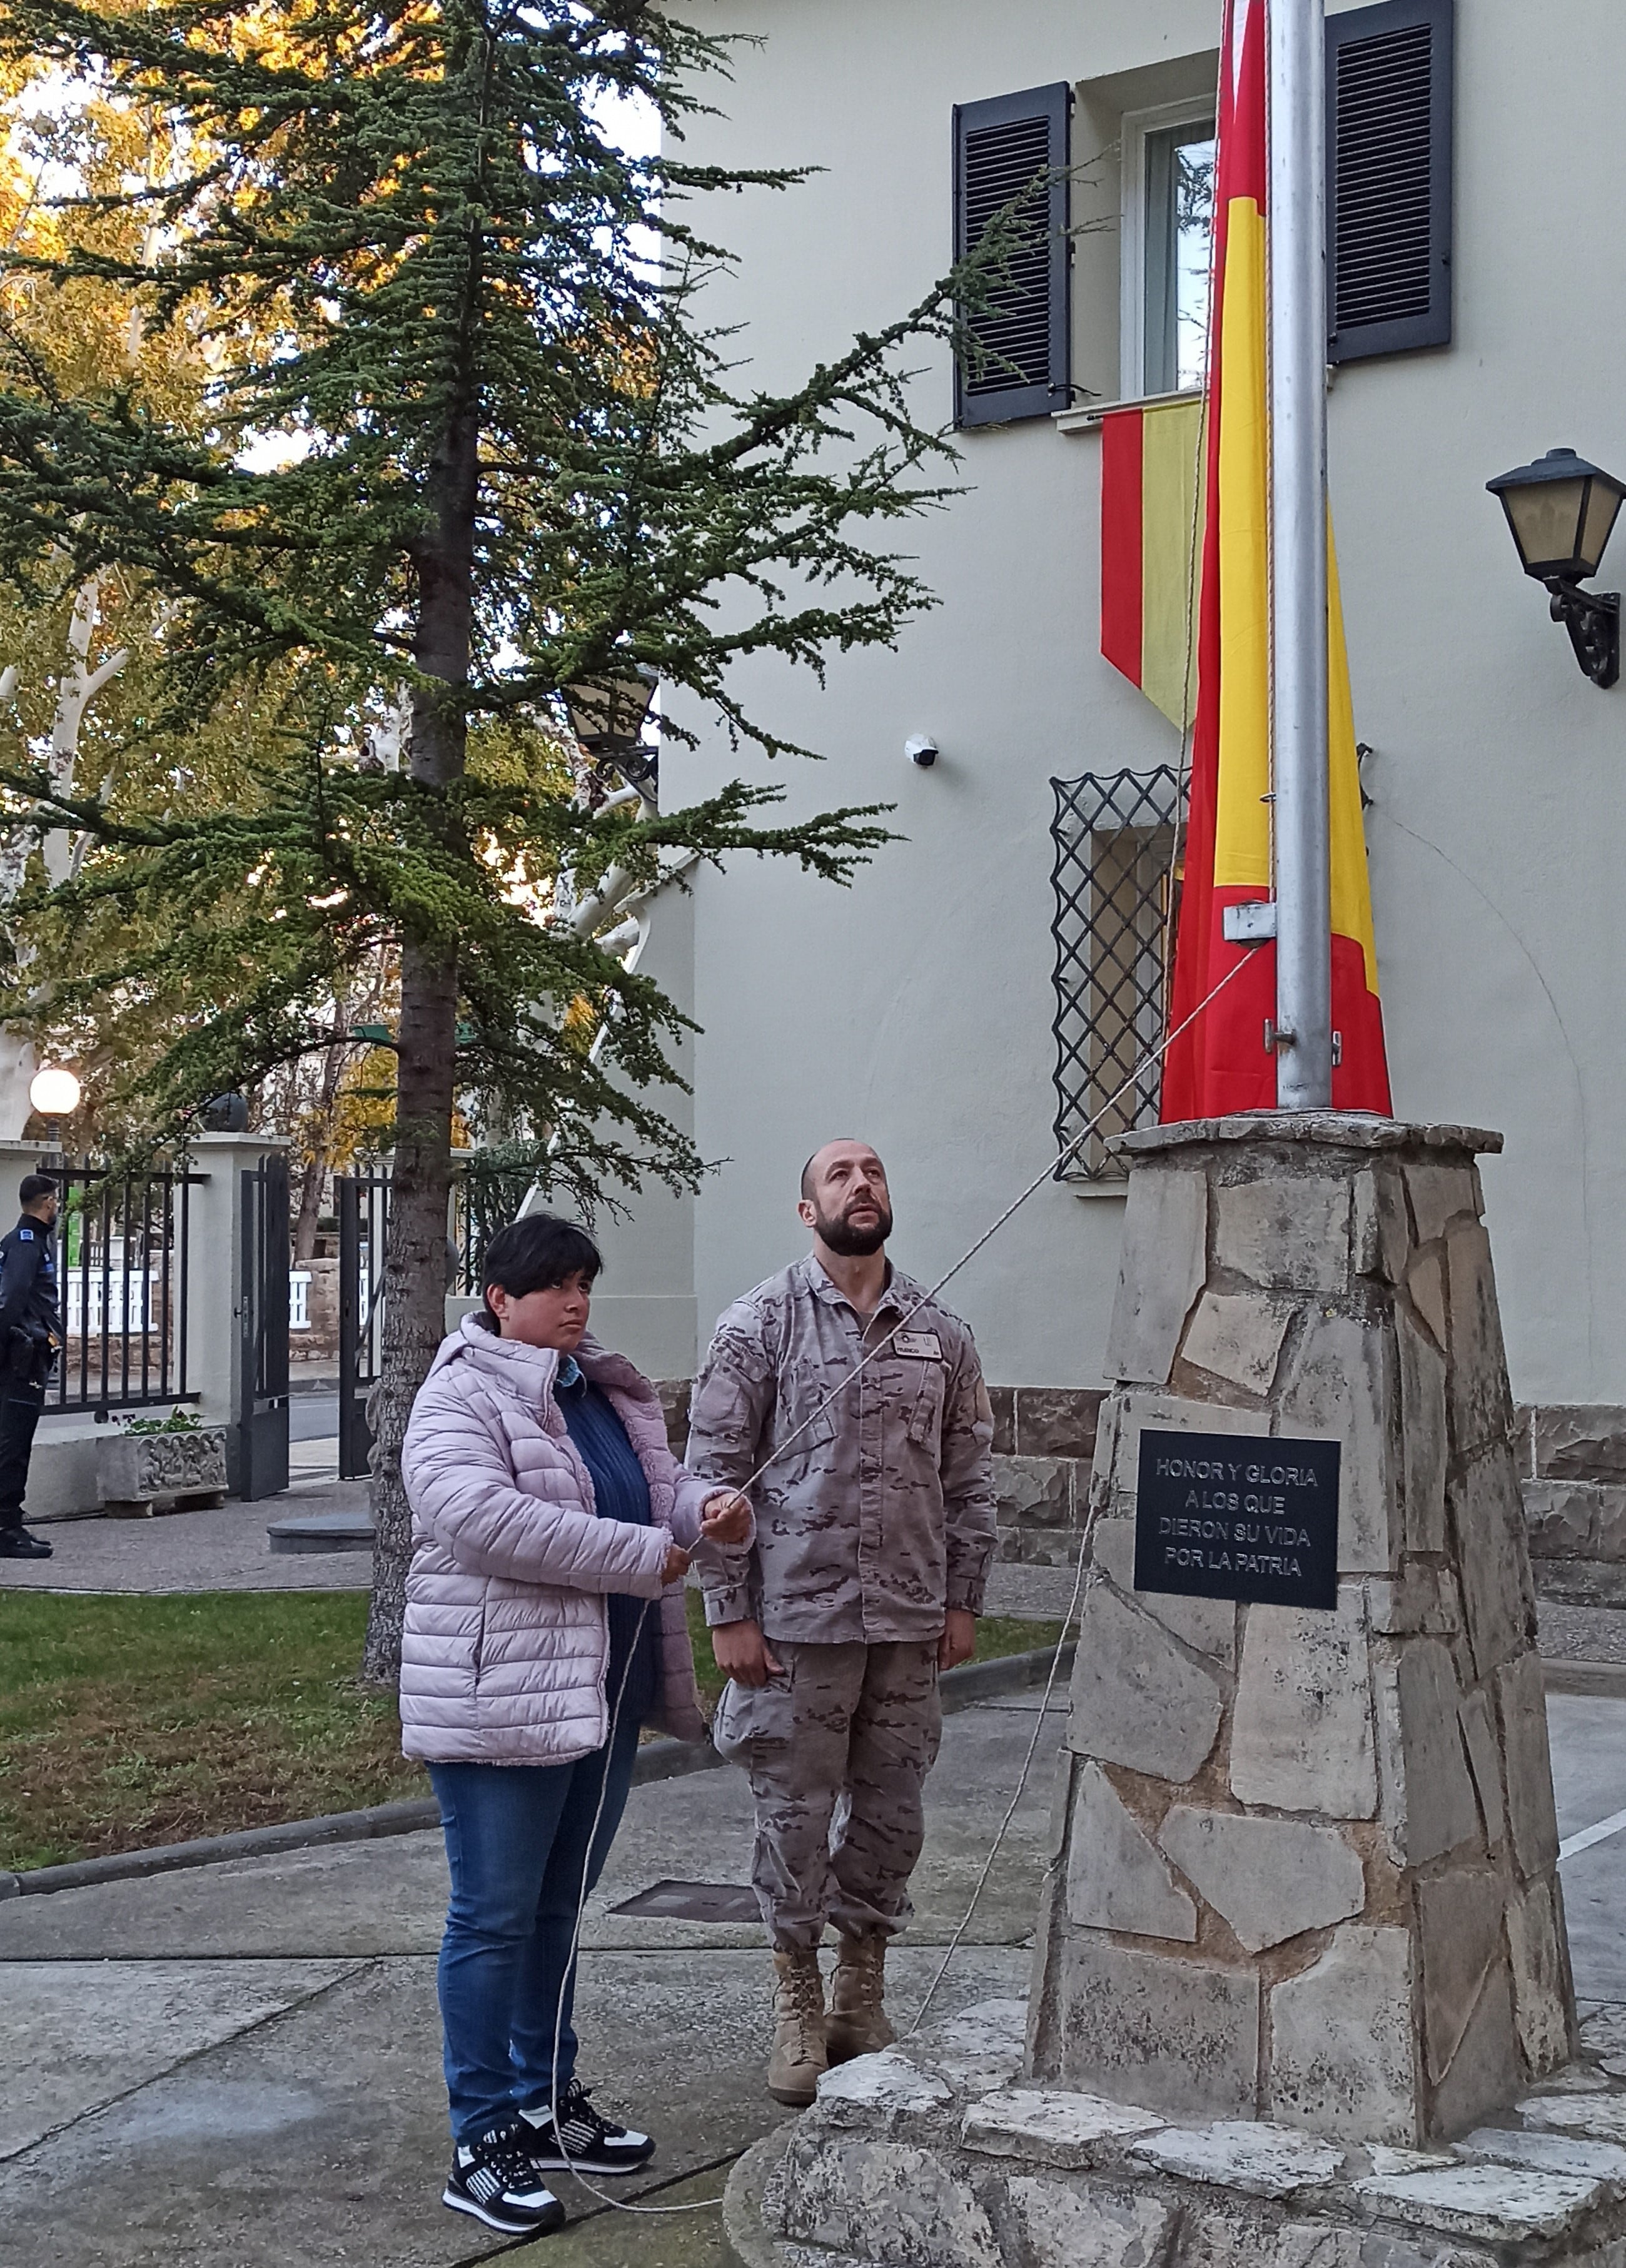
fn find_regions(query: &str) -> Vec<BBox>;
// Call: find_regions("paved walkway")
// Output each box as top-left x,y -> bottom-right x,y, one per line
1,1476 -> 375,1593
1,1686 -> 1623,2267
0,1698 -> 1054,2266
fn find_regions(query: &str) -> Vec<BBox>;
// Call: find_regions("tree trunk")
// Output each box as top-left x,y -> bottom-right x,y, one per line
291,1149 -> 325,1266
360,400 -> 479,1688
292,1044 -> 347,1265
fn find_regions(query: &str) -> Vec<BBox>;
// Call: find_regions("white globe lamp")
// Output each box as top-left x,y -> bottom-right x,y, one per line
29,1066 -> 81,1161
29,1067 -> 81,1121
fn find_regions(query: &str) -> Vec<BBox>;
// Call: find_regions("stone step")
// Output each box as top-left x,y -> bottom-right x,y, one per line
728,1997 -> 1626,2267
266,1510 -> 375,1555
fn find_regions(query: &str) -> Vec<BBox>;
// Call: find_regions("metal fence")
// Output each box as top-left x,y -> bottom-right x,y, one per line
1050,768 -> 1186,1181
49,1162 -> 202,1413
238,1151 -> 290,1499
338,1167 -> 390,1480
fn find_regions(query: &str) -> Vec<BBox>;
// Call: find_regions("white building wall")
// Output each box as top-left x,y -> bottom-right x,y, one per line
620,0 -> 1626,1404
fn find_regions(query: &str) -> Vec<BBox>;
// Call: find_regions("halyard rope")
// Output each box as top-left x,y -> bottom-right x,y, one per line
540,949 -> 1251,2218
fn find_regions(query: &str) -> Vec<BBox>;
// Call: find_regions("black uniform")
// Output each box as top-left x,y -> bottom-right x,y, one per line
0,1211 -> 60,1530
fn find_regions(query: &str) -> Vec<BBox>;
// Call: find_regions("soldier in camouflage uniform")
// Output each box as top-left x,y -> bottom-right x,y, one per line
687,1139 -> 996,2104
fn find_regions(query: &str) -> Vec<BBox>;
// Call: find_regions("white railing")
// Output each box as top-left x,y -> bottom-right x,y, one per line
64,1270 -> 154,1338
290,1269 -> 311,1330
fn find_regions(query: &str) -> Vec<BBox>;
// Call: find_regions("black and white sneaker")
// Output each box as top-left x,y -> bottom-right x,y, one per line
443,2121 -> 568,2235
518,2080 -> 657,2175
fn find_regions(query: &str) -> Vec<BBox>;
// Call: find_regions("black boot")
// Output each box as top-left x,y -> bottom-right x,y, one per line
0,1526 -> 52,1558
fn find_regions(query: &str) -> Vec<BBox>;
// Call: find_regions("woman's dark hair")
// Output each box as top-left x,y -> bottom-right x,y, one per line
478,1215 -> 602,1326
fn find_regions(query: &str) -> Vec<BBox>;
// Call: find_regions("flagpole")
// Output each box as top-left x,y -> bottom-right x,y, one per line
1268,0 -> 1333,1109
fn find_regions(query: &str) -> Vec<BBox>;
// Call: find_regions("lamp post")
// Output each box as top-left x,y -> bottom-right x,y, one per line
28,1064 -> 81,1163
1486,446 -> 1625,688
1269,0 -> 1334,1109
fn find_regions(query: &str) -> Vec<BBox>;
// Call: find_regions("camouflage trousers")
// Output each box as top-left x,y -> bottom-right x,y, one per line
711,1639 -> 942,1949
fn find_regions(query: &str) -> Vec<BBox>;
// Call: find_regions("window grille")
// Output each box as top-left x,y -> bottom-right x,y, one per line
1050,768 -> 1185,1181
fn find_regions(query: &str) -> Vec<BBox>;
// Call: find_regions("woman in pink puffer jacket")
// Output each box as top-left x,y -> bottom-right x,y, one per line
400,1214 -> 749,2240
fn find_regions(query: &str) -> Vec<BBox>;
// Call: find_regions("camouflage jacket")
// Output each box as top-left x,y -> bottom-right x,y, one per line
685,1256 -> 996,1643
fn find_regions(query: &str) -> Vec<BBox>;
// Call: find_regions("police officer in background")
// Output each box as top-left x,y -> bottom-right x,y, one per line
0,1174 -> 62,1559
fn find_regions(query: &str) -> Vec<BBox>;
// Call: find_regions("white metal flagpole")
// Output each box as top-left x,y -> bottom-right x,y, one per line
1268,0 -> 1334,1108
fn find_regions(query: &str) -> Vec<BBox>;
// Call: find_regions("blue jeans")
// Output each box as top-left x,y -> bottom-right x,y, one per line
428,1712 -> 641,2144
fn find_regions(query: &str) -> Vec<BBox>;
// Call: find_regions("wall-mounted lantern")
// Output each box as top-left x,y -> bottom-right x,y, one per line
563,666 -> 660,790
1486,446 -> 1625,688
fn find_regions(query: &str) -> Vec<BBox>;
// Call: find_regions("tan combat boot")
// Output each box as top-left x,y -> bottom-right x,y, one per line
824,1933 -> 895,2065
767,1947 -> 827,2106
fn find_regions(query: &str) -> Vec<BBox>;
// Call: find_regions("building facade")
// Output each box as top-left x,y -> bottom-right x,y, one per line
593,0 -> 1626,1590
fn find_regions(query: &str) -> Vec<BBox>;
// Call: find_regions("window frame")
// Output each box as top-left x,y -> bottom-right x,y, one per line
1118,96 -> 1218,405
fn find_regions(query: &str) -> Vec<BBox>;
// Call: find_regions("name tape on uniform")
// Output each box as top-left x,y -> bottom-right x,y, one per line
892,1331 -> 944,1361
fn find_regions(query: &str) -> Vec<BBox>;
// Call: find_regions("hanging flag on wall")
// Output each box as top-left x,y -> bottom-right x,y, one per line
1158,0 -> 1391,1122
1100,397 -> 1206,731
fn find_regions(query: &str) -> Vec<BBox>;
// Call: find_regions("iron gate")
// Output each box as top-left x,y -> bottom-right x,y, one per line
238,1152 -> 290,1499
338,1168 -> 390,1480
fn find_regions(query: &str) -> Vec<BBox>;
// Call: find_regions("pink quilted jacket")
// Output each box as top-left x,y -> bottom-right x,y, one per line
399,1316 -> 734,1765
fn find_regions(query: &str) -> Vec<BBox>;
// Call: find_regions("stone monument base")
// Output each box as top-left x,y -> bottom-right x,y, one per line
722,2000 -> 1626,2268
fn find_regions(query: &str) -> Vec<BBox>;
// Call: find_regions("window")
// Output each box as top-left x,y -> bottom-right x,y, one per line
952,83 -> 1071,428
1084,0 -> 1450,409
1327,0 -> 1454,363
1050,769 -> 1184,1181
1120,103 -> 1216,402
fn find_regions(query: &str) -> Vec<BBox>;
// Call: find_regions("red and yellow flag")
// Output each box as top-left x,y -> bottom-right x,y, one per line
1101,398 -> 1205,731
1159,0 -> 1391,1121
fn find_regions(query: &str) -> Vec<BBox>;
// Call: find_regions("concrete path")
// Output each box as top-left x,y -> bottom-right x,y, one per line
0,1479 -> 375,1592
1,1687 -> 1623,2265
0,1698 -> 1051,2267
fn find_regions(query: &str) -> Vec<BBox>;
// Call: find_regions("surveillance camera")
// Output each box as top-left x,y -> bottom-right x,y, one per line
905,735 -> 939,769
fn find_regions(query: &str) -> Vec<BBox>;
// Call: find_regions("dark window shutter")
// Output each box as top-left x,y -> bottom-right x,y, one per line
952,83 -> 1070,428
1326,0 -> 1453,363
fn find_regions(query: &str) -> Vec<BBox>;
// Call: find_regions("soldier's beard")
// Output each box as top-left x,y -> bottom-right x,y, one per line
814,1200 -> 892,1257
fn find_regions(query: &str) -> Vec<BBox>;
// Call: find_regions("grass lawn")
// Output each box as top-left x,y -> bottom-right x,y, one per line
0,1591 -> 422,1874
0,1590 -> 1066,1876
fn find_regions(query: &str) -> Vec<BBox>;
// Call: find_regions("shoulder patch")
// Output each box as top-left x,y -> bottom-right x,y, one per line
16,1226 -> 34,1241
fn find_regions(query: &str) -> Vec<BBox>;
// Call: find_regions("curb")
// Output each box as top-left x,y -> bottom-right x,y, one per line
0,1638 -> 1074,1903
1543,1656 -> 1626,1701
940,1639 -> 1073,1711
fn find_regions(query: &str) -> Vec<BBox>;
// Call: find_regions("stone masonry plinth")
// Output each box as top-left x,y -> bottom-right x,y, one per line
722,1117 -> 1602,2268
1029,1114 -> 1576,2145
725,2000 -> 1626,2268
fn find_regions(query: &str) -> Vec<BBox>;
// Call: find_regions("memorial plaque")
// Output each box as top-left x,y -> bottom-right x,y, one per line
1133,1429 -> 1341,1611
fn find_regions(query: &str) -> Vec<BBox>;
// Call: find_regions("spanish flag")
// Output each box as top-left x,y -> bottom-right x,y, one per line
1158,0 -> 1391,1121
1101,398 -> 1205,732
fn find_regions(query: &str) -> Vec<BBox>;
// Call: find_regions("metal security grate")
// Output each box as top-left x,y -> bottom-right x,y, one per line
609,1880 -> 762,1923
1050,769 -> 1185,1181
